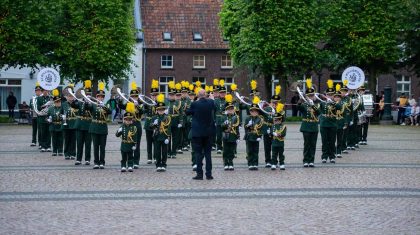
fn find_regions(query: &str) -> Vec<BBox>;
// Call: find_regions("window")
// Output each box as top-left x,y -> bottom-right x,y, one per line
221,55 -> 233,69
193,32 -> 202,41
192,77 -> 206,88
397,75 -> 411,97
159,76 -> 175,96
8,80 -> 22,85
193,55 -> 205,69
161,55 -> 173,69
163,32 -> 172,41
0,80 -> 6,85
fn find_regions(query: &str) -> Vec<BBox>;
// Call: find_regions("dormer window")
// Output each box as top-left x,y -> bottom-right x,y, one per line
163,32 -> 172,41
193,32 -> 202,41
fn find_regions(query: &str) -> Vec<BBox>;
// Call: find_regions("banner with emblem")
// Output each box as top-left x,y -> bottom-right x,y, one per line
37,68 -> 60,90
341,66 -> 365,89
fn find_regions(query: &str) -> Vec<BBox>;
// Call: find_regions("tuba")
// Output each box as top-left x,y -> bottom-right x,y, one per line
32,94 -> 53,116
234,91 -> 252,106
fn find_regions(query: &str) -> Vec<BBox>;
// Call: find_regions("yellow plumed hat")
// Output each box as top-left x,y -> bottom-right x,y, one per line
151,79 -> 159,89
52,89 -> 59,97
126,102 -> 136,114
131,81 -> 137,91
168,81 -> 175,89
275,85 -> 281,95
336,83 -> 341,92
327,79 -> 334,89
213,78 -> 219,86
252,96 -> 260,105
343,79 -> 349,86
209,86 -> 214,92
305,78 -> 312,89
175,83 -> 182,90
84,80 -> 92,89
189,84 -> 194,91
225,94 -> 233,103
98,82 -> 105,91
251,80 -> 257,90
195,81 -> 201,88
230,83 -> 237,91
219,79 -> 225,87
156,93 -> 165,103
276,102 -> 284,113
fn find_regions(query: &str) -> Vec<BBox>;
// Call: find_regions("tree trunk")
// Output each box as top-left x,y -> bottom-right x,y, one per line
368,67 -> 377,96
264,74 -> 272,100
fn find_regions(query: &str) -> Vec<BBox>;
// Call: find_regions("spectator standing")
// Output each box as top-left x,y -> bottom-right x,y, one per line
291,93 -> 300,117
396,93 -> 408,125
410,102 -> 419,126
6,92 -> 17,119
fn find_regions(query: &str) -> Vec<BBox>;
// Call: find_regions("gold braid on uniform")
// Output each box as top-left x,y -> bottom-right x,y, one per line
127,127 -> 137,143
273,126 -> 286,141
309,104 -> 319,122
160,116 -> 171,137
174,101 -> 182,114
228,114 -> 240,135
260,114 -> 272,127
252,118 -> 263,136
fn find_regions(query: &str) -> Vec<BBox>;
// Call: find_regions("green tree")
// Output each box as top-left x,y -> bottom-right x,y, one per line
56,0 -> 135,87
0,0 -> 60,69
220,0 -> 321,97
321,0 -> 406,94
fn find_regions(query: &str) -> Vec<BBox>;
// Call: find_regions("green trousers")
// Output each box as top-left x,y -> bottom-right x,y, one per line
153,140 -> 168,168
145,129 -> 154,160
92,134 -> 107,165
31,118 -> 38,144
321,127 -> 337,160
183,123 -> 191,148
133,126 -> 142,165
246,141 -> 259,166
51,131 -> 63,154
121,151 -> 134,168
271,143 -> 285,165
347,124 -> 357,147
342,126 -> 349,149
39,122 -> 51,149
336,128 -> 344,155
223,141 -> 236,166
302,132 -> 318,163
263,134 -> 272,164
76,129 -> 91,162
63,129 -> 77,157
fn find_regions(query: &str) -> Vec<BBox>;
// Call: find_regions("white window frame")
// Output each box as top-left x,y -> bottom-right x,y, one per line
396,75 -> 411,97
162,32 -> 172,41
193,55 -> 205,69
193,32 -> 202,41
158,76 -> 175,96
161,55 -> 173,69
221,55 -> 233,69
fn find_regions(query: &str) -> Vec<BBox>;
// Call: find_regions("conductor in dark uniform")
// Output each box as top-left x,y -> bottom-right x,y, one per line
186,89 -> 216,180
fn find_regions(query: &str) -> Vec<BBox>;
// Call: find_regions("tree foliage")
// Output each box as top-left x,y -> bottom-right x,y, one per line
0,0 -> 135,85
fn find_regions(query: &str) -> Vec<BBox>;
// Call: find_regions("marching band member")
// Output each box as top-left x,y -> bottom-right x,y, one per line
38,88 -> 52,152
87,82 -> 110,169
151,94 -> 172,172
340,82 -> 352,154
244,96 -> 263,170
181,81 -> 191,152
270,102 -> 287,170
167,81 -> 182,158
29,82 -> 42,147
335,84 -> 346,158
298,79 -> 320,167
320,80 -> 341,164
357,86 -> 368,145
116,102 -> 137,172
260,83 -> 277,168
118,82 -> 143,169
215,79 -> 227,154
73,80 -> 93,165
62,84 -> 78,160
47,89 -> 64,156
221,94 -> 240,170
347,89 -> 360,151
144,79 -> 159,164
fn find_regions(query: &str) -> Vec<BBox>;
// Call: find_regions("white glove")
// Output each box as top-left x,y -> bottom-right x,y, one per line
326,98 -> 333,103
223,111 -> 227,115
98,101 -> 104,107
308,99 -> 314,106
177,124 -> 182,128
224,120 -> 229,125
118,127 -> 123,133
164,139 -> 169,145
266,129 -> 271,134
153,119 -> 158,126
132,146 -> 136,151
134,100 -> 138,106
236,139 -> 240,144
164,109 -> 169,115
47,116 -> 52,123
273,132 -> 278,137
256,138 -> 261,142
246,120 -> 253,127
350,121 -> 354,126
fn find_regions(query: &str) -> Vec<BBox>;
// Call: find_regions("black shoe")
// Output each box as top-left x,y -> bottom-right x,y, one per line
192,175 -> 203,180
52,153 -> 57,156
206,175 -> 214,180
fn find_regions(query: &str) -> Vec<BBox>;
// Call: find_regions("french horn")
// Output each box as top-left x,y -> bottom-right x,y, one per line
234,91 -> 252,106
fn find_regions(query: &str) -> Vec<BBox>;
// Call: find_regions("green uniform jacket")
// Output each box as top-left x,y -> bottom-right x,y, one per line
118,100 -> 143,131
87,103 -> 110,135
261,107 -> 274,134
320,102 -> 341,128
336,100 -> 347,129
61,101 -> 78,129
342,96 -> 353,124
298,103 -> 321,132
181,97 -> 192,125
143,104 -> 156,131
116,124 -> 138,152
48,106 -> 63,132
214,98 -> 226,125
151,114 -> 172,141
71,101 -> 92,131
36,95 -> 51,124
271,123 -> 287,146
167,99 -> 183,127
221,114 -> 240,142
244,115 -> 263,141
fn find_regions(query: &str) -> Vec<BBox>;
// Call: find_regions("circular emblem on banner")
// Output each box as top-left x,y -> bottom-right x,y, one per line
341,66 -> 365,89
37,68 -> 60,90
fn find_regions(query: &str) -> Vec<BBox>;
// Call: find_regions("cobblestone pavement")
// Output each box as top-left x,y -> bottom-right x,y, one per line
0,124 -> 419,234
